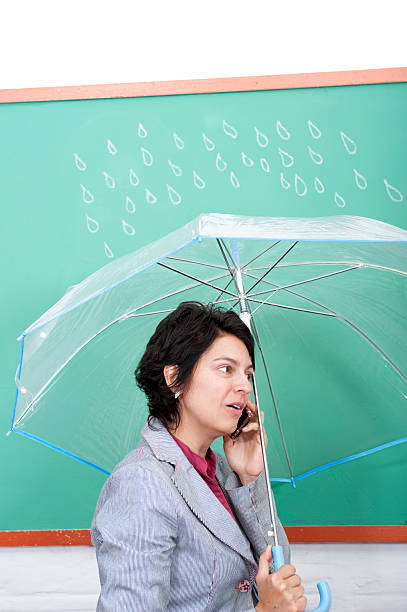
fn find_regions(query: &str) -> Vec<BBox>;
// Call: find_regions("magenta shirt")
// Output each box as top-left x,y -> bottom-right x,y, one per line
169,433 -> 236,522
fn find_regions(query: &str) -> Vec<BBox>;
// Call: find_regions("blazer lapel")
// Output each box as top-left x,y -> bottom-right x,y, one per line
142,419 -> 256,567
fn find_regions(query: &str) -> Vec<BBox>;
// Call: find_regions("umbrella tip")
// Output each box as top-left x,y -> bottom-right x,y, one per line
6,430 -> 13,437
290,477 -> 297,489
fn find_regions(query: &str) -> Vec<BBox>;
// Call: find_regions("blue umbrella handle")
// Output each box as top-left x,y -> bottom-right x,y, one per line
272,545 -> 331,612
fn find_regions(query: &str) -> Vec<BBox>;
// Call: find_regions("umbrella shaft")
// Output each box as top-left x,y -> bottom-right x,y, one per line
234,266 -> 280,547
234,266 -> 252,327
251,372 -> 280,547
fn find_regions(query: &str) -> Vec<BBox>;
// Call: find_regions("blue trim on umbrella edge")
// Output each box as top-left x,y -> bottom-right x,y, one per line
6,427 -> 406,485
270,436 -> 407,486
7,428 -> 111,476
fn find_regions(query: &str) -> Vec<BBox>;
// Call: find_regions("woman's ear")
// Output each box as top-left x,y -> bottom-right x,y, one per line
163,365 -> 179,391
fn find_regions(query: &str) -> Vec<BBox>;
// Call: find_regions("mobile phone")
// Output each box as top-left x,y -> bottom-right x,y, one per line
230,407 -> 252,440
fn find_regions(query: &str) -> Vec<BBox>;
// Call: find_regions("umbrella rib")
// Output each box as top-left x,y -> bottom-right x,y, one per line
248,261 -> 407,278
218,238 -> 284,272
157,262 -> 238,298
166,256 -> 228,271
13,317 -> 125,427
241,241 -> 282,269
247,265 -> 361,303
335,318 -> 407,383
125,298 -> 240,319
214,245 -> 328,317
218,239 -> 237,270
215,239 -> 274,309
250,314 -> 296,483
215,240 -> 322,317
125,309 -> 178,318
210,240 -> 239,303
246,298 -> 335,317
122,270 -> 233,316
244,273 -> 407,383
216,239 -> 237,277
214,239 -> 250,306
13,271 -> 235,426
245,242 -> 299,296
212,277 -> 237,304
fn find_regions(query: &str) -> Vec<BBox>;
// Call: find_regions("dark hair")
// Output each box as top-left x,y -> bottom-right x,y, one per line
135,301 -> 255,431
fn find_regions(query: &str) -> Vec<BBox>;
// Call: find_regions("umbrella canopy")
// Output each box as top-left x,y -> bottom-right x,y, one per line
10,213 -> 407,483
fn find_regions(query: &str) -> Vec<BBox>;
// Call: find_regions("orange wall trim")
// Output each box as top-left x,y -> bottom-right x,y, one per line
285,525 -> 407,543
0,529 -> 92,546
1,526 -> 406,546
0,67 -> 406,103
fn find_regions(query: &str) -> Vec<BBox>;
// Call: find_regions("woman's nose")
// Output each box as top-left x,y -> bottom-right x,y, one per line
235,372 -> 252,393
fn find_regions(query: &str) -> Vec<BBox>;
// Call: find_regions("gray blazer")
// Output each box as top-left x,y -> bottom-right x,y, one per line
91,417 -> 290,611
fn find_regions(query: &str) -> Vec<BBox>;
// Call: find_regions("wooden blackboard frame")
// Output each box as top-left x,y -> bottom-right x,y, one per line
0,525 -> 406,546
0,66 -> 406,104
1,66 -> 406,545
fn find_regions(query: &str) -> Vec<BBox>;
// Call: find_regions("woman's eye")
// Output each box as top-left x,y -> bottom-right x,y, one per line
219,365 -> 231,373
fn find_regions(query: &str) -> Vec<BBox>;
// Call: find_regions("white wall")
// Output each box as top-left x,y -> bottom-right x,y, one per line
1,543 -> 406,611
0,0 -> 405,90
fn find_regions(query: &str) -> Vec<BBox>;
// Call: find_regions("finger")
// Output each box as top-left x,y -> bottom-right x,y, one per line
246,401 -> 264,424
278,586 -> 305,610
245,398 -> 257,418
285,574 -> 301,588
294,585 -> 305,600
256,545 -> 273,579
257,544 -> 273,576
242,416 -> 268,447
275,564 -> 297,579
250,405 -> 264,425
241,422 -> 259,433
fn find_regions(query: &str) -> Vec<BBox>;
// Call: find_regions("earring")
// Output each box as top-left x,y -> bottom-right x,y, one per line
174,391 -> 181,400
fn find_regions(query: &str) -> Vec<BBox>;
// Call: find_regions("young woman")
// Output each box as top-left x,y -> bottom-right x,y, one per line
91,302 -> 306,611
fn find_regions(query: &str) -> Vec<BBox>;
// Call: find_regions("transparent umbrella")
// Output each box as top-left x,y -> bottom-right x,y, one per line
11,213 -> 407,480
9,213 -> 407,611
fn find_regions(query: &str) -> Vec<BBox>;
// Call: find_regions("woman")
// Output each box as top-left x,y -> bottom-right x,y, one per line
91,302 -> 306,611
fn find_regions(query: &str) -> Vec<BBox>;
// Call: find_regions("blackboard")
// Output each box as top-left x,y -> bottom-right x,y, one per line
1,68 -> 406,539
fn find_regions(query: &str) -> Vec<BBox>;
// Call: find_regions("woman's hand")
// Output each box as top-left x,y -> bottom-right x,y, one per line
223,399 -> 267,485
255,545 -> 307,612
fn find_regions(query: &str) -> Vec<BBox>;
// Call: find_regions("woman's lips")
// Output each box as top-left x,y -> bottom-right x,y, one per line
225,404 -> 243,416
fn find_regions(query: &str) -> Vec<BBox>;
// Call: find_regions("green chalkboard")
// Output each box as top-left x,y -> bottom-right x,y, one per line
1,74 -> 406,532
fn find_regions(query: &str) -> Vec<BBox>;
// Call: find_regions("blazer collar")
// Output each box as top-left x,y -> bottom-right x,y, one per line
141,418 -> 256,567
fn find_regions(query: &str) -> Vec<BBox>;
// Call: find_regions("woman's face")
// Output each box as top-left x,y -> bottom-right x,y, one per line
177,333 -> 254,438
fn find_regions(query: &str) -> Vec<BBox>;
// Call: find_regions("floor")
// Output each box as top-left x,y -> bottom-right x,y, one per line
0,543 -> 405,611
